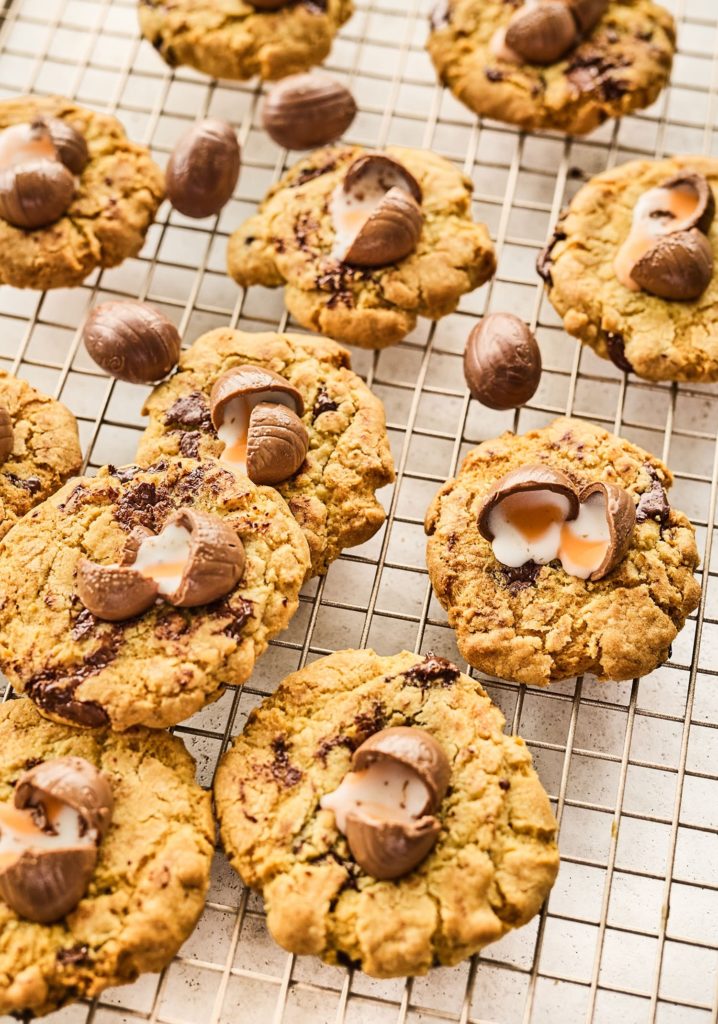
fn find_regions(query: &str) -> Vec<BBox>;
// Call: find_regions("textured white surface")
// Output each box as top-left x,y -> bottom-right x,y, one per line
0,0 -> 717,1021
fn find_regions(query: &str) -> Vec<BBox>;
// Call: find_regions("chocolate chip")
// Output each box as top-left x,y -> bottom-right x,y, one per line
269,735 -> 302,787
312,387 -> 339,420
164,392 -> 213,431
605,332 -> 634,373
497,561 -> 542,593
537,228 -> 567,286
485,69 -> 504,83
70,608 -> 97,641
213,595 -> 253,639
178,432 -> 200,458
4,472 -> 41,494
403,653 -> 460,688
499,779 -> 511,791
291,159 -> 338,188
636,466 -> 670,527
57,944 -> 90,966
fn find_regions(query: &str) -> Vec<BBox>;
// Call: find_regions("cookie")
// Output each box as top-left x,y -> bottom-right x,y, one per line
425,417 -> 700,686
0,697 -> 213,1018
214,648 -> 559,978
539,155 -> 718,382
0,370 -> 82,540
0,457 -> 310,731
427,0 -> 675,135
138,0 -> 353,81
227,145 -> 496,349
0,96 -> 164,290
137,328 -> 395,576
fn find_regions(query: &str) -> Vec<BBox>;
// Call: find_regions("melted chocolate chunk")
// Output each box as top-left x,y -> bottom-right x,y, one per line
114,479 -> 172,533
111,465 -> 143,483
566,52 -> 629,100
636,466 -> 670,527
403,652 -> 460,688
312,387 -> 339,420
291,159 -> 338,188
178,431 -> 201,458
316,732 -> 351,763
499,778 -> 511,791
26,636 -> 115,728
164,391 -> 213,431
57,944 -> 90,966
269,735 -> 302,787
352,701 -> 385,741
213,596 -> 253,639
497,561 -> 541,593
537,227 -> 567,286
70,607 -> 97,641
4,472 -> 42,494
605,332 -> 634,373
486,69 -> 504,83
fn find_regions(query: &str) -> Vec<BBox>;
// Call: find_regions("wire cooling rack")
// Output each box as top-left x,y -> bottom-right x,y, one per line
0,0 -> 717,1021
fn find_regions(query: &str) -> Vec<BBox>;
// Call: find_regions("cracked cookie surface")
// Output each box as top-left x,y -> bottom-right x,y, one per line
427,0 -> 675,135
0,457 -> 310,731
0,698 -> 214,1019
0,96 -> 164,290
227,144 -> 496,348
0,371 -> 81,541
425,417 -> 700,686
137,328 -> 394,576
138,0 -> 353,81
214,648 -> 559,977
539,156 -> 718,382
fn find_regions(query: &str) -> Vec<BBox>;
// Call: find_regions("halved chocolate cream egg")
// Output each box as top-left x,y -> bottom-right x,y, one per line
561,481 -> 636,581
320,726 -> 450,879
77,507 -> 245,619
0,757 -> 113,923
330,153 -> 423,267
615,171 -> 716,298
210,365 -> 308,483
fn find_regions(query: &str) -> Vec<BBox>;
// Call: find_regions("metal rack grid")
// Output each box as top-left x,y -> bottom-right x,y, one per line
0,0 -> 717,1021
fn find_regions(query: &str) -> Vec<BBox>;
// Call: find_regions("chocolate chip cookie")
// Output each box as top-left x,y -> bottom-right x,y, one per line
138,0 -> 353,81
425,417 -> 700,686
0,697 -> 213,1019
0,370 -> 81,541
136,328 -> 395,576
539,156 -> 718,382
227,145 -> 496,348
427,0 -> 675,135
214,648 -> 559,978
0,96 -> 164,290
0,457 -> 311,731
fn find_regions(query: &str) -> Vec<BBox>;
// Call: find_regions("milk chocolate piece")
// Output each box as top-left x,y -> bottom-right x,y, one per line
464,313 -> 542,410
344,811 -> 442,880
631,229 -> 713,301
0,121 -> 56,170
210,365 -> 304,429
343,153 -> 422,204
577,481 -> 636,580
166,119 -> 240,219
15,757 -> 114,839
0,847 -> 98,923
165,508 -> 245,608
82,301 -> 181,384
352,726 -> 450,812
344,186 -> 423,267
0,159 -> 74,229
262,73 -> 357,150
0,405 -> 13,464
43,118 -> 89,175
505,2 -> 577,64
76,557 -> 159,621
655,171 -> 715,235
477,465 -> 580,542
246,402 -> 309,485
565,0 -> 608,33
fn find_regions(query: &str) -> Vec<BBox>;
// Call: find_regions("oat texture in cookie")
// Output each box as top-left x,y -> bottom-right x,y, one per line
0,698 -> 213,1019
539,156 -> 718,382
137,328 -> 395,575
0,95 -> 164,290
138,0 -> 353,81
0,457 -> 310,732
227,145 -> 496,348
0,370 -> 81,540
427,0 -> 675,135
425,417 -> 700,686
214,648 -> 559,978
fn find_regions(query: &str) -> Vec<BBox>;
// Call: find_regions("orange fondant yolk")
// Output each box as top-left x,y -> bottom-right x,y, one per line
0,802 -> 45,838
143,559 -> 188,580
559,523 -> 608,571
504,501 -> 566,542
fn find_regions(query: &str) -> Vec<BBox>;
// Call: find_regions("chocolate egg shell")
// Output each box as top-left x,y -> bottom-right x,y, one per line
15,756 -> 114,839
343,187 -> 423,267
76,557 -> 159,621
631,229 -> 713,301
166,119 -> 240,219
464,312 -> 542,411
210,364 -> 304,429
0,404 -> 13,464
566,0 -> 608,33
165,508 -> 245,608
352,726 -> 451,813
246,402 -> 309,485
42,117 -> 89,175
0,846 -> 97,924
262,73 -> 357,150
345,810 -> 441,880
578,481 -> 636,581
477,464 -> 580,542
0,159 -> 74,229
505,2 -> 577,64
657,171 -> 715,236
343,152 -> 422,204
82,301 -> 181,384
0,121 -> 56,171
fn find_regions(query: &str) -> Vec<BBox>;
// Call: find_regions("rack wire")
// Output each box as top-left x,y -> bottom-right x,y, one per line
0,0 -> 717,1021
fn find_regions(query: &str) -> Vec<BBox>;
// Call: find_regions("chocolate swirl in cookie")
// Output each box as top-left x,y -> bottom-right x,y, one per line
0,757 -> 113,923
614,171 -> 715,300
491,0 -> 608,67
477,465 -> 635,582
320,726 -> 450,879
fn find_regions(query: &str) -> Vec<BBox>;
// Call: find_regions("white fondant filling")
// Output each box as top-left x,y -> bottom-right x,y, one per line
0,800 -> 92,865
558,491 -> 610,579
489,489 -> 572,568
330,163 -> 417,261
134,522 -> 192,595
217,390 -> 296,474
320,760 -> 429,834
